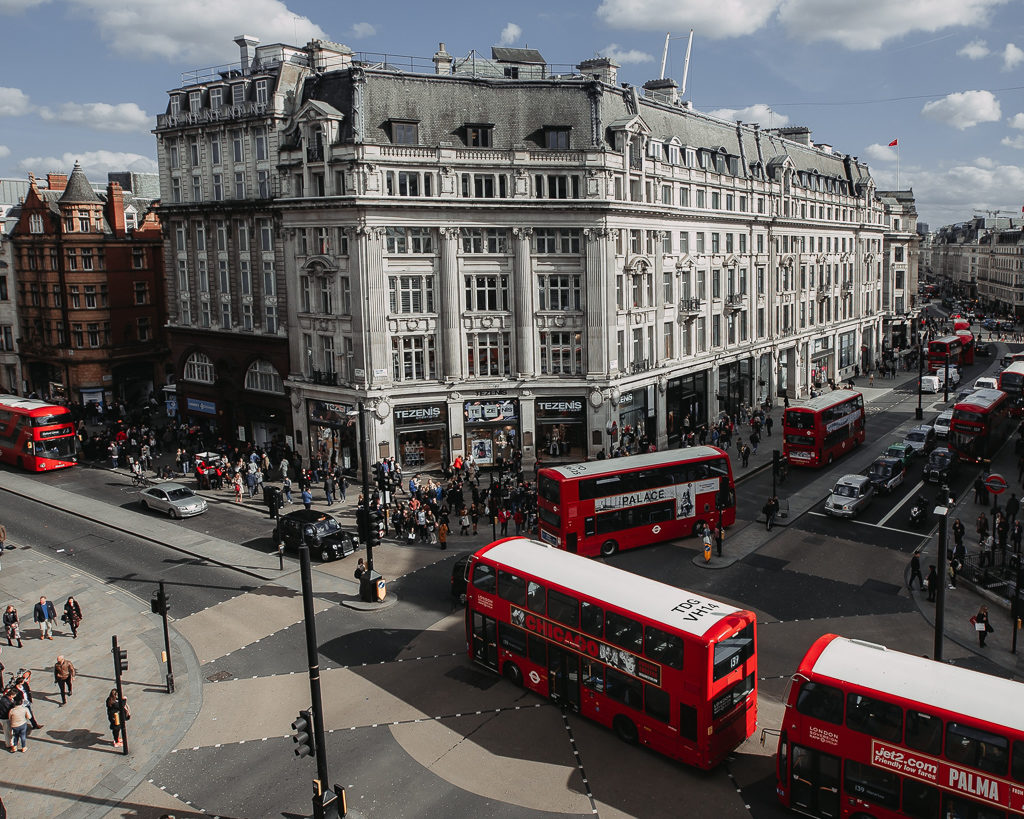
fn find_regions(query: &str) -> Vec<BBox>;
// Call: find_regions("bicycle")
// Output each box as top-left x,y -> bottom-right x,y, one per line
130,472 -> 150,488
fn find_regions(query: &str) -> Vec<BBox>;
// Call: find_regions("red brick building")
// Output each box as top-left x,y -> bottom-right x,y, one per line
10,163 -> 168,407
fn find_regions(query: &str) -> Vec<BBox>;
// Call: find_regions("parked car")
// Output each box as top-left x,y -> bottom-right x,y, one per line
825,474 -> 875,518
975,341 -> 992,357
973,376 -> 998,391
867,457 -> 906,494
882,442 -> 915,469
903,425 -> 937,456
933,410 -> 954,439
139,482 -> 208,518
924,447 -> 959,485
920,375 -> 940,394
273,510 -> 357,562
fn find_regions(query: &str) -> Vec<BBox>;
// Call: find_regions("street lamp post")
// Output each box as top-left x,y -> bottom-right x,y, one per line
934,505 -> 949,661
297,537 -> 331,818
356,402 -> 374,574
916,329 -> 926,420
942,351 -> 950,404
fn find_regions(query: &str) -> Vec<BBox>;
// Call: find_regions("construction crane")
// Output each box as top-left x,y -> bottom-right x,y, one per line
973,209 -> 1021,219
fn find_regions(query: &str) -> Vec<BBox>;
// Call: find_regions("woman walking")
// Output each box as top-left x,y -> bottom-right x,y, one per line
63,597 -> 82,639
972,605 -> 994,648
105,688 -> 129,747
3,606 -> 21,648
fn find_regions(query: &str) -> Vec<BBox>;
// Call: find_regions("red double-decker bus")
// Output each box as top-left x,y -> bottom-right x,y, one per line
956,329 -> 975,365
466,538 -> 757,769
950,388 -> 1013,464
536,447 -> 736,557
928,335 -> 964,373
782,390 -> 865,467
999,362 -> 1024,414
0,395 -> 77,471
777,634 -> 1024,818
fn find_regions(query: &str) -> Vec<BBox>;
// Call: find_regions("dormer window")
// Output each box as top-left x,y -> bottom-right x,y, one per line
466,124 -> 493,148
210,87 -> 224,109
29,213 -> 43,234
390,120 -> 419,145
255,79 -> 268,106
231,83 -> 245,105
544,127 -> 570,150
188,90 -> 202,111
169,95 -> 181,116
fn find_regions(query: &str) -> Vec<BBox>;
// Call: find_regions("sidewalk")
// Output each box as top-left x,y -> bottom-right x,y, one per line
0,537 -> 201,818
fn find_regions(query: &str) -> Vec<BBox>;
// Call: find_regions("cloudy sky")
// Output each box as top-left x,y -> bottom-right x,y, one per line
2,0 -> 1024,228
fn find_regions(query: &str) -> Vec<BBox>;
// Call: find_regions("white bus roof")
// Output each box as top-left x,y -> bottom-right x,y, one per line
786,390 -> 861,414
479,538 -> 745,639
0,395 -> 69,413
809,636 -> 1024,733
544,446 -> 726,480
1000,362 -> 1024,377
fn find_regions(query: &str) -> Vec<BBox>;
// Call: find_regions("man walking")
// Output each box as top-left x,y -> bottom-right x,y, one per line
33,596 -> 56,640
908,550 -> 924,590
53,655 -> 75,706
1007,493 -> 1020,527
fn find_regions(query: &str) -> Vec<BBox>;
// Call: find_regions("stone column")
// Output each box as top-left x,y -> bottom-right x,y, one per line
438,226 -> 463,380
654,232 -> 666,366
511,227 -> 535,377
584,227 -> 613,375
353,223 -> 389,388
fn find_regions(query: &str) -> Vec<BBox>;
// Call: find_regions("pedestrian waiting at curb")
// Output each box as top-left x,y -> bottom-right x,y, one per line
971,605 -> 993,648
926,565 -> 938,602
105,689 -> 129,747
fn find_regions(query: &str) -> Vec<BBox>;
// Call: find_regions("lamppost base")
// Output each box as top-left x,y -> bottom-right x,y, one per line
915,406 -> 924,420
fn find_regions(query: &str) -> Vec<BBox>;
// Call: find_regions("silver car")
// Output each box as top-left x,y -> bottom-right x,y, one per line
824,474 -> 874,518
139,482 -> 209,518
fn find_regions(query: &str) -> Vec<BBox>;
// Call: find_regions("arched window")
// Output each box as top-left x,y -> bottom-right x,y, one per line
244,359 -> 284,394
184,352 -> 215,384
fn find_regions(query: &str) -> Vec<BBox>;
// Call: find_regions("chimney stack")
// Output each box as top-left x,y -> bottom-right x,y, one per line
47,172 -> 68,191
234,34 -> 260,72
433,42 -> 453,75
107,181 -> 126,236
577,57 -> 619,86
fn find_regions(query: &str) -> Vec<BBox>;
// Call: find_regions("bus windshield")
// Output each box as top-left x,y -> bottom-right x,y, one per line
34,436 -> 76,460
32,413 -> 69,427
784,411 -> 815,430
953,411 -> 984,424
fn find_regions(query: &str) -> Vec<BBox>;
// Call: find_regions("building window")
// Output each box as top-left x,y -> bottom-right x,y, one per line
84,285 -> 97,308
539,331 -> 583,375
191,175 -> 201,201
200,300 -> 211,328
137,317 -> 151,342
391,121 -> 419,145
534,228 -> 581,254
29,213 -> 43,233
221,301 -> 231,328
232,130 -> 244,162
72,323 -> 83,348
385,227 -> 433,254
534,174 -> 580,199
0,326 -> 12,351
467,332 -> 512,377
318,277 -> 333,314
466,125 -> 493,147
537,274 -> 582,311
241,303 -> 254,331
386,170 -> 433,197
391,336 -> 437,382
81,248 -> 94,270
66,249 -> 77,271
255,128 -> 268,161
169,143 -> 180,169
234,172 -> 245,199
465,274 -> 510,311
212,173 -> 223,200
68,285 -> 80,308
78,210 -> 91,232
87,323 -> 101,348
189,137 -> 199,166
210,136 -> 221,165
461,228 -> 508,254
259,219 -> 273,252
389,275 -> 435,313
184,351 -> 215,384
544,128 -> 570,149
255,79 -> 268,106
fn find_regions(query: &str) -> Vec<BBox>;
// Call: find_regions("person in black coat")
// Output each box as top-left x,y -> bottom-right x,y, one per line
926,566 -> 939,602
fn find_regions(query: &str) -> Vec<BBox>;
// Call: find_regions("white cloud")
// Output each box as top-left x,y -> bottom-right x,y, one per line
349,22 -> 375,39
63,0 -> 328,62
891,159 -> 1024,226
865,143 -> 897,162
777,0 -> 1010,50
704,103 -> 788,128
499,22 -> 521,46
38,102 -> 150,133
958,39 -> 990,59
1009,113 -> 1024,129
597,0 -> 780,38
0,0 -> 50,11
0,146 -> 10,159
921,90 -> 1001,130
1002,135 -> 1024,149
599,44 -> 654,64
19,150 -> 158,180
0,86 -> 31,116
1003,42 -> 1024,71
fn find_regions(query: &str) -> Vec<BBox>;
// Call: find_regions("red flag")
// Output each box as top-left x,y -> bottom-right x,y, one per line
888,139 -> 898,147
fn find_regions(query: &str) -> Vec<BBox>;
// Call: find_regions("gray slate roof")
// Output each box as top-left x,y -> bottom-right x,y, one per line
59,162 -> 102,203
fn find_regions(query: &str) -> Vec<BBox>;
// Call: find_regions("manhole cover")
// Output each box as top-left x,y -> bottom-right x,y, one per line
206,670 -> 233,683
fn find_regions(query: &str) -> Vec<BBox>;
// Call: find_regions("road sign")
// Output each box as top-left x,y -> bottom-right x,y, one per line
985,473 -> 1008,494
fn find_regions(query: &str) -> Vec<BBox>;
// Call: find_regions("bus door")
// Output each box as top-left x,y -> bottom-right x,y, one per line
789,744 -> 840,818
470,612 -> 498,671
548,646 -> 580,712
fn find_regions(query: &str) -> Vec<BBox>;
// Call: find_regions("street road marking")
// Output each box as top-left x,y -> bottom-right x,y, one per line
878,478 -> 924,527
560,710 -> 598,815
807,511 -> 929,538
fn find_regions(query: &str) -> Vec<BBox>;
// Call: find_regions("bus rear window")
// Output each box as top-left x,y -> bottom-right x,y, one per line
538,474 -> 560,504
784,410 -> 814,430
953,410 -> 983,424
713,623 -> 754,680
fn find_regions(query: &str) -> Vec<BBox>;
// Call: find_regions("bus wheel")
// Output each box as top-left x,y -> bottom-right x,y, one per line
827,454 -> 834,465
613,715 -> 639,745
503,662 -> 523,687
599,539 -> 619,557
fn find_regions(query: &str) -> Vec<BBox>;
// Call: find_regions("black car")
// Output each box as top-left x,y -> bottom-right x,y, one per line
866,456 -> 906,494
975,341 -> 992,357
273,510 -> 357,562
450,553 -> 471,604
924,447 -> 958,485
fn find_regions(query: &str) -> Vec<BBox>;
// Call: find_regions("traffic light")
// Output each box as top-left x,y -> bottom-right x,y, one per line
357,506 -> 369,544
367,509 -> 384,549
116,648 -> 128,673
772,450 -> 781,476
292,709 -> 315,758
150,588 -> 169,616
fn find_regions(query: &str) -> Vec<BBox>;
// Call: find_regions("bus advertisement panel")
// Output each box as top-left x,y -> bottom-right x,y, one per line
950,388 -> 1013,464
536,447 -> 736,557
928,336 -> 963,373
782,390 -> 865,467
0,395 -> 77,471
777,634 -> 1024,818
466,538 -> 757,769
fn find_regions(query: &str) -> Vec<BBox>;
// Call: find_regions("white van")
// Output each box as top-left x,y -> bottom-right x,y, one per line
974,376 -> 998,391
936,366 -> 961,387
920,375 -> 940,393
934,410 -> 953,438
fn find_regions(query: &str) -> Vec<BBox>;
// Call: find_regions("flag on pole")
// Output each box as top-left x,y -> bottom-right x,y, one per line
888,139 -> 899,147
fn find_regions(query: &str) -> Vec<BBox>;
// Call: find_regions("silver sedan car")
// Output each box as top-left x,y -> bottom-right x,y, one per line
139,482 -> 208,518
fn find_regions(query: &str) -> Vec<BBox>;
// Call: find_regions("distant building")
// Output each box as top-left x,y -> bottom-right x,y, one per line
155,37 -> 914,469
0,178 -> 27,393
876,190 -> 921,348
8,163 -> 168,405
931,216 -> 1024,314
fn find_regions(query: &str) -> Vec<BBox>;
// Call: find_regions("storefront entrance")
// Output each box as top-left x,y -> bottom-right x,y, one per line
535,397 -> 586,463
308,400 -> 358,474
464,398 -> 520,465
393,403 -> 448,472
666,372 -> 709,447
617,387 -> 654,453
717,359 -> 753,417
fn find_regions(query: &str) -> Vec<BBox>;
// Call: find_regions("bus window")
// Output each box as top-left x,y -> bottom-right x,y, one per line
901,779 -> 940,818
713,623 -> 754,680
605,610 -> 643,652
580,600 -> 603,637
1013,739 -> 1024,783
582,659 -> 604,692
946,722 -> 1009,776
472,563 -> 497,594
538,474 -> 560,503
527,581 -> 546,614
844,760 -> 900,810
606,667 -> 643,710
498,622 -> 528,657
498,571 -> 527,606
795,681 -> 844,725
846,693 -> 903,743
645,625 -> 684,669
645,684 -> 671,723
905,710 -> 943,755
547,589 -> 579,628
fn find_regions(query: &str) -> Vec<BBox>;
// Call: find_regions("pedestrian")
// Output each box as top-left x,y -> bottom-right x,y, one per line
765,416 -> 773,437
926,565 -> 938,602
33,596 -> 56,641
7,695 -> 29,753
338,474 -> 347,503
973,475 -> 987,505
324,474 -> 335,506
971,605 -> 993,647
353,557 -> 366,581
105,688 -> 129,747
750,429 -> 760,456
1008,493 -> 1020,527
740,444 -> 750,468
952,517 -> 965,549
53,655 -> 75,706
15,671 -> 40,730
438,520 -> 449,551
301,487 -> 313,511
62,596 -> 82,639
3,606 -> 21,648
908,550 -> 924,590
1013,520 -> 1023,554
499,507 -> 511,537
459,509 -> 471,536
470,502 -> 479,535
977,512 -> 989,545
869,371 -> 874,387
233,472 -> 243,503
714,523 -> 724,557
0,685 -> 14,750
763,496 -> 780,531
282,475 -> 293,504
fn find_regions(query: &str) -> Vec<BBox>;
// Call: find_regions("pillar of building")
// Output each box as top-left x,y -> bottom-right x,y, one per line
438,227 -> 463,380
584,227 -> 613,375
512,228 -> 536,377
354,224 -> 389,388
